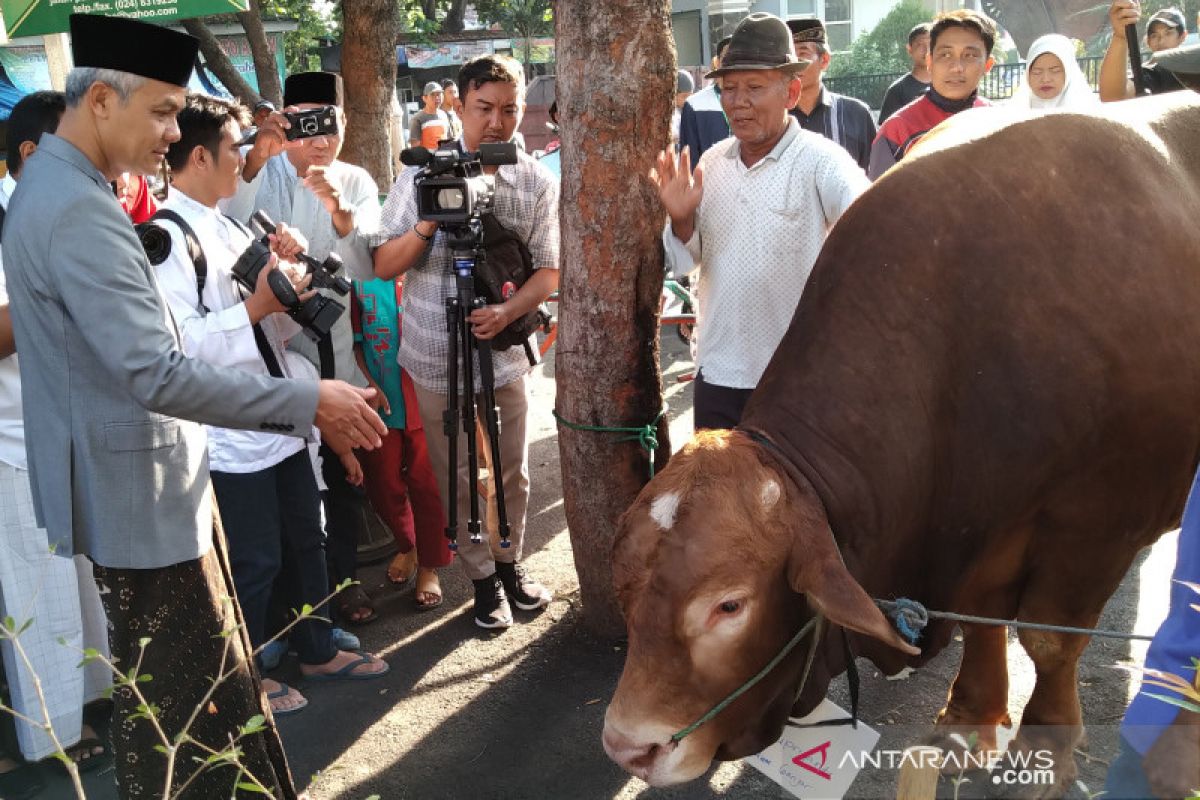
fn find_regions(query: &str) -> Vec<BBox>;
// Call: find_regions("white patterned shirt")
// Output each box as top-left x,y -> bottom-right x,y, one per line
374,149 -> 559,395
664,118 -> 869,389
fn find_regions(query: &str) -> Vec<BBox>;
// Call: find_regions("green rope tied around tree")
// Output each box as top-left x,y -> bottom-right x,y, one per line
553,408 -> 666,477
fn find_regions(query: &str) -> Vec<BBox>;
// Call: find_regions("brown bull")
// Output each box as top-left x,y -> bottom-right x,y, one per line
603,93 -> 1200,793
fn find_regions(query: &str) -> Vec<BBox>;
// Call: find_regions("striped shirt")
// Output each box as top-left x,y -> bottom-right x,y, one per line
374,149 -> 559,395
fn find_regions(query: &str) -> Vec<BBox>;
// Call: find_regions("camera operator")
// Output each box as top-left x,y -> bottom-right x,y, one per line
374,54 -> 559,630
224,71 -> 384,626
155,94 -> 388,718
2,15 -> 384,797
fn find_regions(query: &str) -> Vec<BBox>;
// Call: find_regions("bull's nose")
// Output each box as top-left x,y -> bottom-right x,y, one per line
602,724 -> 676,777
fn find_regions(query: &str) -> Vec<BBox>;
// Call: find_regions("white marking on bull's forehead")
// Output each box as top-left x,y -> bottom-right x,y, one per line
649,491 -> 682,531
761,479 -> 781,510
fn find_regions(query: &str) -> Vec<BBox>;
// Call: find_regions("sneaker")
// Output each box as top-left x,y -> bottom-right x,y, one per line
472,575 -> 513,629
259,639 -> 289,671
494,561 -> 552,611
332,627 -> 361,651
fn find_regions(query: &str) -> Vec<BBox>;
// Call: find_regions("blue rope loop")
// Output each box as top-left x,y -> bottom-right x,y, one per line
879,598 -> 930,643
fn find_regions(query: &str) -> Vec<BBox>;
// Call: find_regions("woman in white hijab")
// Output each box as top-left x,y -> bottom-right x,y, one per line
1011,33 -> 1099,109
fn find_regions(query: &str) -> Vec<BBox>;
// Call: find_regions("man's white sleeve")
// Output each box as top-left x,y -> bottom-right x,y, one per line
332,167 -> 381,282
154,222 -> 260,367
663,220 -> 701,279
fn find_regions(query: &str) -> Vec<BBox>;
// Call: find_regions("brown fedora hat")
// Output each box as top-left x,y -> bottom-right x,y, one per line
706,13 -> 811,79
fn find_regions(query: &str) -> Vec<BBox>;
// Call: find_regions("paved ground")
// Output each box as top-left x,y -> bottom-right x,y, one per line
33,333 -> 1177,799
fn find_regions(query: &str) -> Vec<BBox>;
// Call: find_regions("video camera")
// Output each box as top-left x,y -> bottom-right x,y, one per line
400,142 -> 518,227
230,210 -> 350,342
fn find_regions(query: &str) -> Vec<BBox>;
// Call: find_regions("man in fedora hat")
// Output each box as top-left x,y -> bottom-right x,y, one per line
2,14 -> 385,798
653,12 -> 868,430
786,18 -> 877,171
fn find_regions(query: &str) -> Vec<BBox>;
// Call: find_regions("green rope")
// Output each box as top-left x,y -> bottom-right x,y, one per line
553,408 -> 666,477
671,615 -> 823,743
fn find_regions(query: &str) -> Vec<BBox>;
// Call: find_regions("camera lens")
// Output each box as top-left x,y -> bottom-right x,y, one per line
436,188 -> 465,211
301,117 -> 318,134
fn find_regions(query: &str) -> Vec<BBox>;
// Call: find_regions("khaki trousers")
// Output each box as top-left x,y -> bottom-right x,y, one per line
413,376 -> 530,580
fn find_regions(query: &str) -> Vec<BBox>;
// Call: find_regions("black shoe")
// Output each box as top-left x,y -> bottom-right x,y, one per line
472,574 -> 513,629
494,561 -> 552,611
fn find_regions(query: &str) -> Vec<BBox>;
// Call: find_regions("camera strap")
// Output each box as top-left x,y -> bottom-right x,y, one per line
150,209 -> 284,379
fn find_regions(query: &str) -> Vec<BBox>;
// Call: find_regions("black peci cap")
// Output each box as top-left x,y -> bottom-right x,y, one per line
69,14 -> 198,87
283,72 -> 344,107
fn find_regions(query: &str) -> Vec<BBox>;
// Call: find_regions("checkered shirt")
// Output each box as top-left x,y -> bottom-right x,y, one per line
375,151 -> 559,395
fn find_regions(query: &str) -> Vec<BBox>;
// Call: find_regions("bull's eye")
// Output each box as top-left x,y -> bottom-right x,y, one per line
719,600 -> 741,614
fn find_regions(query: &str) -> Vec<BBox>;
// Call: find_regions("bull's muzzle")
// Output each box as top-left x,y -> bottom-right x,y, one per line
602,717 -> 682,783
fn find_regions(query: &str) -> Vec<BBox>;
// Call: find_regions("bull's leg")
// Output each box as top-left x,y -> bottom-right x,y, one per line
1005,625 -> 1090,798
930,623 -> 1013,755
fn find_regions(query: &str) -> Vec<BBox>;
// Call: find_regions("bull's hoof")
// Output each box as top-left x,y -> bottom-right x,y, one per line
990,728 -> 1078,799
926,708 -> 1013,775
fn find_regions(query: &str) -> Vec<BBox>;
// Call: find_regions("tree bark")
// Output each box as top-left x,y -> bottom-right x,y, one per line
443,0 -> 467,33
340,0 -> 399,187
238,0 -> 284,107
555,0 -> 675,638
182,18 -> 260,107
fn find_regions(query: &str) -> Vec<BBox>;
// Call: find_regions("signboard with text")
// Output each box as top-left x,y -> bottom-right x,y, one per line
2,0 -> 247,39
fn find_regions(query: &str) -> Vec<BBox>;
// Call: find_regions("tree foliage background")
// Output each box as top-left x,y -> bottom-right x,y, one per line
826,0 -> 930,78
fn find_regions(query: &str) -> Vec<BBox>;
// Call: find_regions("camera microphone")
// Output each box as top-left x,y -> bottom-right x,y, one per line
401,147 -> 433,167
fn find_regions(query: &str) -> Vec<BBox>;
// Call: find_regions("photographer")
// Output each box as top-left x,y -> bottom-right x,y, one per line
224,71 -> 384,626
374,54 -> 559,630
154,94 -> 388,718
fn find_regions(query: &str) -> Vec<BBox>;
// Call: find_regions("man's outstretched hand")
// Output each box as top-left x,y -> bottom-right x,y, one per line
314,381 -> 386,453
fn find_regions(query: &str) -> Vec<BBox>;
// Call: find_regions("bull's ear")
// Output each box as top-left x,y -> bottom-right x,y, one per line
787,530 -> 920,656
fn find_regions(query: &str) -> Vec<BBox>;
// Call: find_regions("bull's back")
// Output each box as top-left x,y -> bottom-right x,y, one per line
746,94 -> 1200,590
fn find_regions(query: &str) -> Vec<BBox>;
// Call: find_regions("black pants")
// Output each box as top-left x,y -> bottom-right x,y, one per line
319,442 -> 367,598
212,450 -> 337,665
693,372 -> 755,430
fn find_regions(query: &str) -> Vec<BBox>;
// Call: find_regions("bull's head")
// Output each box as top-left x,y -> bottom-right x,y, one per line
603,429 -> 918,785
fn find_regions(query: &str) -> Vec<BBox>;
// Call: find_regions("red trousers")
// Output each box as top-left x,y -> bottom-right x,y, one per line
360,427 -> 452,569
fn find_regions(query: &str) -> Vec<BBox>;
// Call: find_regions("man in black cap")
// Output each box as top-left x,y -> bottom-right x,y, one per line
1101,2 -> 1188,100
226,71 -> 384,628
654,12 -> 868,429
2,14 -> 385,799
786,18 -> 877,171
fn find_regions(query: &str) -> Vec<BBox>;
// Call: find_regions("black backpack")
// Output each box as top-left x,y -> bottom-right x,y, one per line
475,213 -> 550,356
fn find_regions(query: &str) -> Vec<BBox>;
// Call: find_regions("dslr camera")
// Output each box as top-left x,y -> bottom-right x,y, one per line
400,142 -> 518,226
237,105 -> 339,147
230,211 -> 350,342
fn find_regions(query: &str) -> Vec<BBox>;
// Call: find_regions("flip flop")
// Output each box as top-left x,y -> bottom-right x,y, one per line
414,570 -> 443,611
61,736 -> 110,774
387,550 -> 419,586
335,585 -> 378,626
303,651 -> 390,683
266,682 -> 308,718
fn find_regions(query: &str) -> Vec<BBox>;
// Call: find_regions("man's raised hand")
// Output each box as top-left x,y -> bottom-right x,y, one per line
650,146 -> 704,242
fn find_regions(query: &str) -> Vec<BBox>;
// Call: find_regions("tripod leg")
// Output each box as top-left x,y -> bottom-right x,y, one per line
475,337 -> 511,549
459,306 -> 483,545
443,298 -> 460,551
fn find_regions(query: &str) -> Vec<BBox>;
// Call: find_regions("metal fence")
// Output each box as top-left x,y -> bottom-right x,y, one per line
826,55 -> 1105,111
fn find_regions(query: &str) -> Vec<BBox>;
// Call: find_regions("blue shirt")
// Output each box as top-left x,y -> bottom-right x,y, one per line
1122,467 -> 1200,753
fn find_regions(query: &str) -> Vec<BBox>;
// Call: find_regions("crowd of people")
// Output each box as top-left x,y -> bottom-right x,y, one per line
0,1 -> 1196,798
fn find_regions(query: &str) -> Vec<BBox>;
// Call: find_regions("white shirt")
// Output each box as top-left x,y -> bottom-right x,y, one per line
0,174 -> 25,469
155,189 -> 309,473
664,118 -> 869,389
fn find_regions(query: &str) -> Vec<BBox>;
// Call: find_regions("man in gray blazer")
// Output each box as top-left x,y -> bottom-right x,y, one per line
2,14 -> 385,798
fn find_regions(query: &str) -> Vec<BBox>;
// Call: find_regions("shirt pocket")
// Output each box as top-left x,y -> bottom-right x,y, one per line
104,419 -> 181,452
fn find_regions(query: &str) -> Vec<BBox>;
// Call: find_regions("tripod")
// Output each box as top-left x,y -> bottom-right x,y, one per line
442,224 -> 512,553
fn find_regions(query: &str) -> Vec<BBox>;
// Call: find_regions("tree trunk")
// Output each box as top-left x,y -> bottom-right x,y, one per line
238,0 -> 284,107
182,18 -> 260,107
340,0 -> 399,187
555,0 -> 675,638
421,0 -> 437,21
443,0 -> 467,33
